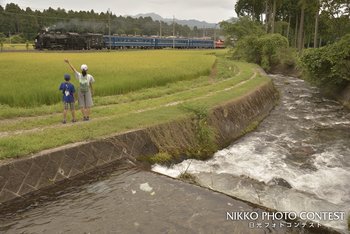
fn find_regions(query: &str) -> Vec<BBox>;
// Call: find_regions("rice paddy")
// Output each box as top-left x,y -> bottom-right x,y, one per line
0,50 -> 215,107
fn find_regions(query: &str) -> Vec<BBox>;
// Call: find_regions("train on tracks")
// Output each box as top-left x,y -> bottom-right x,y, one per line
34,32 -> 225,50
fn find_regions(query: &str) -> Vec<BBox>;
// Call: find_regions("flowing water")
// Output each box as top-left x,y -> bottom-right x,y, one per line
153,75 -> 350,232
0,162 -> 309,233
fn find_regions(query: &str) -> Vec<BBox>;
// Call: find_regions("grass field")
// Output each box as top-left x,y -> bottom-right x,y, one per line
0,50 -> 215,107
0,50 -> 271,159
0,43 -> 34,51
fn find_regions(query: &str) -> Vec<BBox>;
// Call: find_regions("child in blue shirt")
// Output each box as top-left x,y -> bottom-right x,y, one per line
59,74 -> 76,124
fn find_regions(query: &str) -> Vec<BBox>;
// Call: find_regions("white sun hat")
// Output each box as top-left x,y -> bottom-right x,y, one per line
81,64 -> 88,71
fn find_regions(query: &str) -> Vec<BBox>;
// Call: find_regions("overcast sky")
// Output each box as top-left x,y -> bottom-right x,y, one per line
1,0 -> 237,23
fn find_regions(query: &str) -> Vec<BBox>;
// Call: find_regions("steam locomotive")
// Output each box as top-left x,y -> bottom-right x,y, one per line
34,32 -> 222,50
34,32 -> 104,50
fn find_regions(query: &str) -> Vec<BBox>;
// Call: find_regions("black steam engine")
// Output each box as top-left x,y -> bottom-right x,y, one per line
34,31 -> 217,50
34,32 -> 104,50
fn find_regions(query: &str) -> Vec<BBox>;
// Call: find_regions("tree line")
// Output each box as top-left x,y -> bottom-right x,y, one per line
224,0 -> 349,50
221,0 -> 350,99
0,3 -> 217,42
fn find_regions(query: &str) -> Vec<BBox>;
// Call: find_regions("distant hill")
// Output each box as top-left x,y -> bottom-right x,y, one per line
133,13 -> 217,29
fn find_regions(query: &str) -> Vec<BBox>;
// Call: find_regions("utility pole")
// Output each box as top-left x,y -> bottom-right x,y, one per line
213,24 -> 217,48
172,16 -> 175,48
108,8 -> 111,51
159,21 -> 162,38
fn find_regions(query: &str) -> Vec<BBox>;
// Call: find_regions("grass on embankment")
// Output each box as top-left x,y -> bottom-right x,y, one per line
0,52 -> 269,160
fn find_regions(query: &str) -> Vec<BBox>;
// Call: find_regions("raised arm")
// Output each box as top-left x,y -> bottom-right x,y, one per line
64,59 -> 78,73
90,83 -> 93,96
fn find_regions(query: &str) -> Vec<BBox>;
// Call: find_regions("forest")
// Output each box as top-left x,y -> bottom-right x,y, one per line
221,0 -> 350,90
229,0 -> 350,48
0,3 -> 216,42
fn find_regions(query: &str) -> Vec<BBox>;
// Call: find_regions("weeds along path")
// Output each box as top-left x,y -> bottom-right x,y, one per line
0,60 -> 270,159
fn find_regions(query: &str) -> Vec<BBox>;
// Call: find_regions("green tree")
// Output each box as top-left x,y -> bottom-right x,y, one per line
314,0 -> 321,48
301,34 -> 350,87
235,0 -> 266,21
0,32 -> 5,51
220,16 -> 265,43
232,33 -> 290,71
297,0 -> 306,52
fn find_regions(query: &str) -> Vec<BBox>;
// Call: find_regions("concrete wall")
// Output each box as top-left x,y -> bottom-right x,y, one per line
339,84 -> 350,109
0,81 -> 278,205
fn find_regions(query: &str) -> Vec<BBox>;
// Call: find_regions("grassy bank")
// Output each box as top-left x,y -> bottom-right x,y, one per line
0,50 -> 270,160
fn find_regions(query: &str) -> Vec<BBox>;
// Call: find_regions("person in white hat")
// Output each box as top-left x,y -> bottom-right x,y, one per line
64,59 -> 95,121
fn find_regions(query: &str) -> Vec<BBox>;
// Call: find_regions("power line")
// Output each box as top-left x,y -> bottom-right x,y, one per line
108,8 -> 111,51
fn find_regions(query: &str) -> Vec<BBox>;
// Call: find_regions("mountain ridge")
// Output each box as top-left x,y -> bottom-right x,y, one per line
133,13 -> 217,29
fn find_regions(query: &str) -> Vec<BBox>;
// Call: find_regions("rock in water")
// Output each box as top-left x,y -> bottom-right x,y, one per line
267,177 -> 292,189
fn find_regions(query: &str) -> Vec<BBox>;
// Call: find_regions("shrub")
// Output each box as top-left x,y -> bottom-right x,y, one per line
257,34 -> 289,71
0,32 -> 5,41
233,35 -> 260,63
140,152 -> 173,165
233,33 -> 291,71
300,34 -> 350,87
275,47 -> 298,67
7,34 -> 26,44
180,103 -> 217,159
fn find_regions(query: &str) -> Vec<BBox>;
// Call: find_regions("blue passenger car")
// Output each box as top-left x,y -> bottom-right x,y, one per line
191,39 -> 214,48
104,36 -> 156,49
103,35 -> 214,49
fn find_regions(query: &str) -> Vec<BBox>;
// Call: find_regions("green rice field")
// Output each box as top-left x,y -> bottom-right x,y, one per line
0,50 -> 215,107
